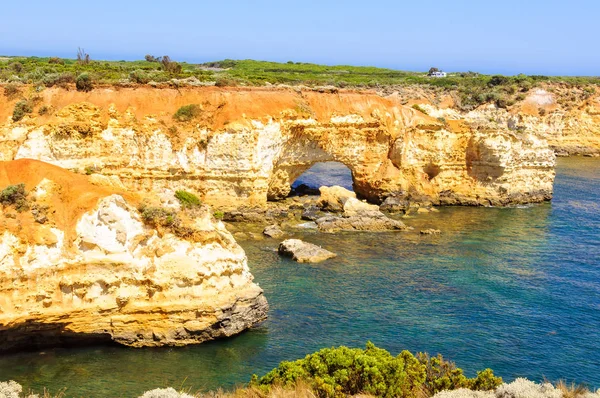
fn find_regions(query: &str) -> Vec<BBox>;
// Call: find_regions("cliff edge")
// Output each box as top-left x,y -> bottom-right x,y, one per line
0,86 -> 555,207
0,159 -> 268,352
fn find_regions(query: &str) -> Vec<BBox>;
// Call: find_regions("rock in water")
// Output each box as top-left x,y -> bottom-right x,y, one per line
278,239 -> 337,263
342,197 -> 380,215
0,159 -> 268,352
420,229 -> 442,235
315,211 -> 409,233
317,186 -> 356,212
263,224 -> 285,238
301,204 -> 321,221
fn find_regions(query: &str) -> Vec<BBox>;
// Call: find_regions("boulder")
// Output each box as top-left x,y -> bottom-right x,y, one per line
317,186 -> 356,212
278,239 -> 337,263
379,195 -> 410,213
420,229 -> 441,235
343,197 -> 380,216
263,224 -> 285,238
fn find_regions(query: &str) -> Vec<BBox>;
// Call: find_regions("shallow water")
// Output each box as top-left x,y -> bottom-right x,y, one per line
0,158 -> 599,397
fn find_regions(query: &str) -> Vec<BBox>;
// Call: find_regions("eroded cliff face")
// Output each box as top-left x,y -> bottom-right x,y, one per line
0,86 -> 555,207
401,86 -> 600,156
0,159 -> 267,352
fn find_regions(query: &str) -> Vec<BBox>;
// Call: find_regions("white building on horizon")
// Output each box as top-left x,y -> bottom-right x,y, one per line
428,70 -> 447,78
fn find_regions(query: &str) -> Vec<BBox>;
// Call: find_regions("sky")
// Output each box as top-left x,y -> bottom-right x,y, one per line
1,0 -> 598,76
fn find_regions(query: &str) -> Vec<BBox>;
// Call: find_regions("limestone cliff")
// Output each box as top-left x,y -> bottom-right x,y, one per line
0,86 -> 555,207
0,159 -> 267,352
398,85 -> 600,156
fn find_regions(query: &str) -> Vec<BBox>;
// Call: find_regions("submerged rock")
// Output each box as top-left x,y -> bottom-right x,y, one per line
301,204 -> 321,221
420,229 -> 442,235
315,211 -> 409,233
278,239 -> 337,263
263,224 -> 285,238
0,159 -> 268,352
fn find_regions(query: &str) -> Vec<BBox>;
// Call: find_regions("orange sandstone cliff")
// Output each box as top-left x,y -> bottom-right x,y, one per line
0,86 -> 555,207
0,159 -> 267,352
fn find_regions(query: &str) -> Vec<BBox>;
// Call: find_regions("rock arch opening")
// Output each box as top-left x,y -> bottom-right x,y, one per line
290,161 -> 354,196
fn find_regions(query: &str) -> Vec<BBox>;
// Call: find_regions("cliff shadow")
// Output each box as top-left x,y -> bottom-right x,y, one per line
0,321 -> 116,354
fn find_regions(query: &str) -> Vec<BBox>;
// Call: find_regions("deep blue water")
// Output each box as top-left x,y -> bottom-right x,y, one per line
0,158 -> 598,397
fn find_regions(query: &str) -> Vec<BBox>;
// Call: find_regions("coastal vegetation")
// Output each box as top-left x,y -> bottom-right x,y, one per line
250,342 -> 502,397
2,342 -> 598,397
174,104 -> 203,122
0,183 -> 29,212
1,56 -> 599,112
175,190 -> 201,208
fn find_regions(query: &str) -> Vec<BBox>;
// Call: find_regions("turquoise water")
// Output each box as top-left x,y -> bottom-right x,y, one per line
0,158 -> 599,397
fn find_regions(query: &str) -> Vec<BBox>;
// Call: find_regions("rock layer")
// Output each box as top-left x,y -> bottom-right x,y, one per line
0,159 -> 267,352
0,86 -> 555,207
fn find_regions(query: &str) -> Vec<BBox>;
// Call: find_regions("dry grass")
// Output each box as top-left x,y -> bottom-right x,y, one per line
194,381 -> 319,398
555,380 -> 591,398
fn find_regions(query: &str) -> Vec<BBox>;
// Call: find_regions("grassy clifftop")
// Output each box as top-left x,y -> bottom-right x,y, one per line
1,56 -> 599,111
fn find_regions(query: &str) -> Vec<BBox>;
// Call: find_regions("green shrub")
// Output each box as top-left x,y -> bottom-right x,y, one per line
488,75 -> 509,87
42,72 -> 75,87
173,104 -> 202,122
76,72 -> 93,92
129,69 -> 152,84
252,343 -> 502,398
215,77 -> 238,87
9,61 -> 23,72
138,205 -> 196,238
140,205 -> 179,228
12,100 -> 33,121
412,104 -> 429,115
160,56 -> 183,74
3,83 -> 21,99
0,183 -> 29,212
48,57 -> 65,65
38,105 -> 50,115
470,368 -> 503,391
175,190 -> 201,208
213,210 -> 224,219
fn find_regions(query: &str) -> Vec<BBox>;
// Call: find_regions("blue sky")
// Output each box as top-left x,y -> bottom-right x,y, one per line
1,0 -> 598,75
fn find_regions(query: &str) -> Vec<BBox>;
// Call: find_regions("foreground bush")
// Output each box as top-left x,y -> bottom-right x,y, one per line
252,342 -> 502,398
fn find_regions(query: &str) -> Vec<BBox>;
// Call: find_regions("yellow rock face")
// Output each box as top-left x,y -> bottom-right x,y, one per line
0,86 -> 555,207
0,159 -> 267,352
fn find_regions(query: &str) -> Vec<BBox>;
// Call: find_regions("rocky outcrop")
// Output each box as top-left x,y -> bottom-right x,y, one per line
412,87 -> 600,157
278,239 -> 337,263
0,86 -> 555,208
0,159 -> 267,352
